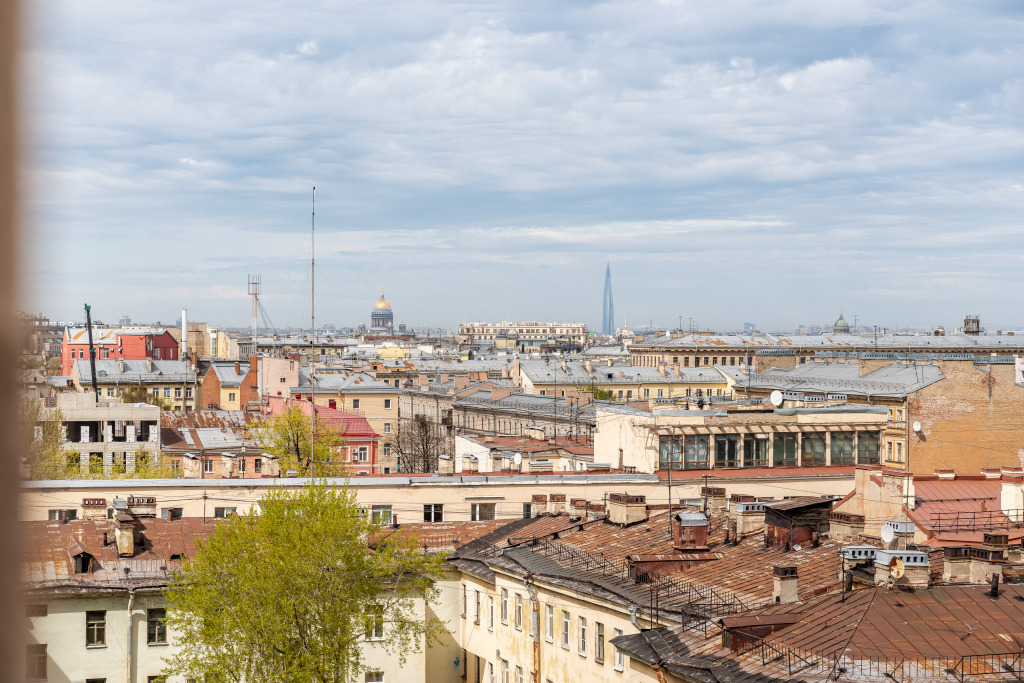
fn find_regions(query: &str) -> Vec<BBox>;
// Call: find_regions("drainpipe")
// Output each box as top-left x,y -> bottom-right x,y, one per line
126,587 -> 136,683
524,574 -> 540,683
628,604 -> 641,630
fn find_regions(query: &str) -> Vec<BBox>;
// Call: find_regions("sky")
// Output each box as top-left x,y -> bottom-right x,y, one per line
22,0 -> 1024,332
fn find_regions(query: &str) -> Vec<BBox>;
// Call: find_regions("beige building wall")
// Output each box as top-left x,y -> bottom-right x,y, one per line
21,473 -> 856,524
460,566 -> 640,683
27,581 -> 461,683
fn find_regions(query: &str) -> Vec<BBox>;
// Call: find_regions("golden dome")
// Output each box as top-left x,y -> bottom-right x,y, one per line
373,292 -> 392,310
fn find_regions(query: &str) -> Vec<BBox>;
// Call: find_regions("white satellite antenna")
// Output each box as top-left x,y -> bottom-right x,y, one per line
512,452 -> 522,466
880,523 -> 895,545
769,390 -> 784,407
912,421 -> 922,433
889,557 -> 905,580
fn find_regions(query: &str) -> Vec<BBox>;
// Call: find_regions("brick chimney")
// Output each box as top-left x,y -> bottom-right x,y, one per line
771,566 -> 798,603
607,493 -> 648,526
114,514 -> 137,557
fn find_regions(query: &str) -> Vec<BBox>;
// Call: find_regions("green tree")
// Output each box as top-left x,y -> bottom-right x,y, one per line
582,382 -> 617,401
249,404 -> 346,477
164,482 -> 445,682
120,382 -> 171,409
22,401 -> 81,479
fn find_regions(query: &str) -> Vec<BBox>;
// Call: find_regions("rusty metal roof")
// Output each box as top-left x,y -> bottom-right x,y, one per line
23,517 -> 218,591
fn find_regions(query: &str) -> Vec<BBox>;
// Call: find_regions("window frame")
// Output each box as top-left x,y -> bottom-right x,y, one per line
595,621 -> 605,663
544,604 -> 554,642
561,610 -> 570,649
86,609 -> 106,647
147,608 -> 167,645
579,616 -> 588,656
514,593 -> 523,630
500,588 -> 509,624
613,628 -> 624,670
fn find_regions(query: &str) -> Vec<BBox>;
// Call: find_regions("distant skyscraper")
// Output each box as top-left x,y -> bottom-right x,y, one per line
601,263 -> 615,336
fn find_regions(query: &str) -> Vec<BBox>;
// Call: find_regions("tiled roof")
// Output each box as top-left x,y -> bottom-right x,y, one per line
74,359 -> 196,384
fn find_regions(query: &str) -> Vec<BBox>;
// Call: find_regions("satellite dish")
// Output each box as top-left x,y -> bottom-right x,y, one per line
912,421 -> 922,433
512,452 -> 522,466
769,390 -> 784,407
889,557 -> 905,580
880,523 -> 895,545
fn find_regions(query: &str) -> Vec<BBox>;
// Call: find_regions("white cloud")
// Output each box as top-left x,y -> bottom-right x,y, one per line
21,0 -> 1024,330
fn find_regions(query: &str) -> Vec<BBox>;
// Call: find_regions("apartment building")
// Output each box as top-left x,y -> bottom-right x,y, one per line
200,360 -> 246,409
70,359 -> 198,411
514,358 -> 737,402
595,403 -> 889,474
629,330 -> 1024,372
741,355 -> 1024,473
61,326 -> 179,376
38,393 -> 161,478
456,321 -> 588,351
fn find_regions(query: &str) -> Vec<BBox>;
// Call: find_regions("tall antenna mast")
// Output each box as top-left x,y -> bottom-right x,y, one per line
311,186 -> 316,344
310,186 -> 316,479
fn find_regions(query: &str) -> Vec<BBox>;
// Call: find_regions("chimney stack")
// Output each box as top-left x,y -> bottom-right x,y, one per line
114,514 -> 136,557
772,566 -> 798,604
606,493 -> 648,526
673,512 -> 709,550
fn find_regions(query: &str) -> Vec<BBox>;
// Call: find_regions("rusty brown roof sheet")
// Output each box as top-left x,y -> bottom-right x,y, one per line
24,518 -> 218,590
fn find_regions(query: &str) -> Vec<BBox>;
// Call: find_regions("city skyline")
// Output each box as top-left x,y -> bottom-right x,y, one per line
23,1 -> 1024,329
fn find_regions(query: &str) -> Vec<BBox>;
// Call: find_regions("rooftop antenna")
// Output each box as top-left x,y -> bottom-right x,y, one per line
310,187 -> 316,479
248,274 -> 260,354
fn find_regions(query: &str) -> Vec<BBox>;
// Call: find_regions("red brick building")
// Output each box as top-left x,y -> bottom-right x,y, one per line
61,326 -> 179,377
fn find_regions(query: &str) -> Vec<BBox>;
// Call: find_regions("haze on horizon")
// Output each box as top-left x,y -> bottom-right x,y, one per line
22,1 -> 1024,333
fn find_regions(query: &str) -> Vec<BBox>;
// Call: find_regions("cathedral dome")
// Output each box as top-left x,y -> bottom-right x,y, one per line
833,311 -> 851,335
373,292 -> 392,310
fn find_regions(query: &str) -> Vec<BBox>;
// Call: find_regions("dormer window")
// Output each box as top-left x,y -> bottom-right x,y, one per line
73,551 -> 94,574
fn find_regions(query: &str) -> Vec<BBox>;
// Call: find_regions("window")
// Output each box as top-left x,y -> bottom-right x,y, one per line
352,399 -> 360,409
239,458 -> 246,473
161,507 -> 183,520
164,388 -> 171,398
47,509 -> 77,522
86,679 -> 106,683
86,610 -> 106,647
579,617 -> 588,655
384,399 -> 392,409
501,588 -> 508,624
614,628 -> 624,670
773,434 -> 798,467
365,673 -> 385,682
106,387 -> 114,396
357,446 -> 369,462
147,609 -> 167,644
423,504 -> 443,522
488,596 -> 494,630
801,433 -> 826,466
561,610 -> 570,648
228,392 -> 236,402
515,666 -> 523,683
501,661 -> 509,683
471,502 -> 496,521
174,387 -> 182,399
714,435 -> 740,468
857,431 -> 880,464
254,458 -> 262,473
214,507 -> 236,518
831,432 -> 855,465
382,467 -> 392,474
371,505 -> 393,524
26,604 -> 47,617
365,604 -> 384,640
474,590 -> 481,624
461,584 -> 467,618
596,622 -> 605,663
643,388 -> 649,398
657,388 -> 663,398
185,387 -> 193,399
545,604 -> 553,641
152,387 -> 159,397
683,435 -> 710,469
383,445 -> 392,457
26,644 -> 46,680
515,593 -> 523,629
203,458 -> 213,473
522,502 -> 533,519
384,423 -> 391,434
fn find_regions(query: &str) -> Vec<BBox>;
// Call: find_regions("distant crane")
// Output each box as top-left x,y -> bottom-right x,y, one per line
84,303 -> 100,402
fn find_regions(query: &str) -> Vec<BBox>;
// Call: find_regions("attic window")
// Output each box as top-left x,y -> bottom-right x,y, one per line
74,552 -> 94,574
